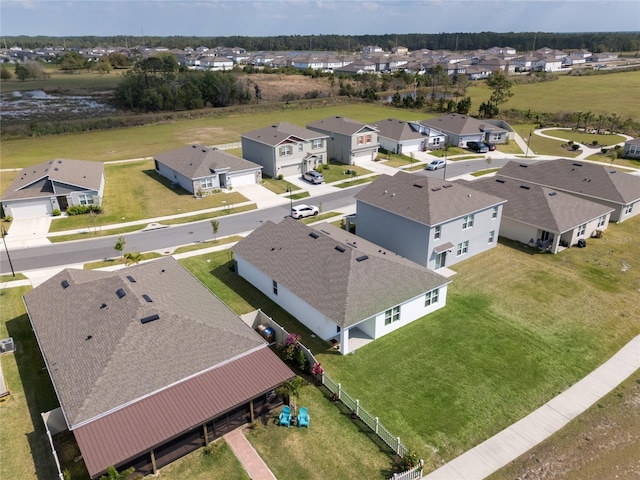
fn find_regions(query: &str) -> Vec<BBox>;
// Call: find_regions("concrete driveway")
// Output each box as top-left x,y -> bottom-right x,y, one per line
4,216 -> 52,248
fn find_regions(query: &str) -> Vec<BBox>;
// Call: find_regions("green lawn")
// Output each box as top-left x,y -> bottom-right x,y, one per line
45,160 -> 249,233
300,211 -> 341,224
540,129 -> 627,146
261,177 -> 301,194
0,69 -> 124,93
511,123 -> 580,158
335,175 -> 380,188
0,104 -> 428,170
320,161 -> 372,183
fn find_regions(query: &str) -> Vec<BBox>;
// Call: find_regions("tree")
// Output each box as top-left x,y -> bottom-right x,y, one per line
24,61 -> 46,80
100,465 -> 135,480
275,376 -> 305,413
254,83 -> 262,102
608,112 -> 619,134
583,111 -> 592,132
596,113 -> 606,134
14,64 -> 29,81
479,100 -> 499,118
107,52 -> 132,69
211,219 -> 219,240
484,70 -> 513,116
94,56 -> 112,75
59,51 -> 87,72
114,236 -> 126,258
123,251 -> 142,266
456,96 -> 471,114
574,111 -> 583,130
0,65 -> 12,80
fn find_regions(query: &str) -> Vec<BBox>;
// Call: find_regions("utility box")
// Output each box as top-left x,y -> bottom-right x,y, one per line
0,338 -> 14,353
257,324 -> 275,343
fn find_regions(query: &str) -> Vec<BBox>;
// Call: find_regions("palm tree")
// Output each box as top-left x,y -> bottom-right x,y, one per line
609,113 -> 619,134
276,376 -> 305,413
124,251 -> 143,266
114,236 -> 126,260
583,111 -> 592,132
574,111 -> 583,131
596,114 -> 606,134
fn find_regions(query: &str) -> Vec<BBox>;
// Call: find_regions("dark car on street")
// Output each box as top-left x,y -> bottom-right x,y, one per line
467,141 -> 489,153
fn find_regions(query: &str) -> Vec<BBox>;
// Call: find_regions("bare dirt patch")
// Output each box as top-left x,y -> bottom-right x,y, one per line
175,126 -> 229,145
489,372 -> 640,480
241,74 -> 333,102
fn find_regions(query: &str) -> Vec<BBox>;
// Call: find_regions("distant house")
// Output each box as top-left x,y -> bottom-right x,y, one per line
623,138 -> 640,159
154,144 -> 262,196
467,176 -> 614,253
498,159 -> 640,223
354,171 -> 506,271
233,218 -> 450,355
24,257 -> 294,478
418,114 -> 509,148
374,118 -> 430,154
240,122 -> 329,178
1,159 -> 104,218
306,116 -> 379,165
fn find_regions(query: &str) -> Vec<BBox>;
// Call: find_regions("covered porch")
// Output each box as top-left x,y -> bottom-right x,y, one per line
329,326 -> 374,355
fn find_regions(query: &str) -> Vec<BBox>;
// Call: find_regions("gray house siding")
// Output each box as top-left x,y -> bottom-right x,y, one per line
307,126 -> 378,165
240,140 -> 278,178
241,135 -> 326,178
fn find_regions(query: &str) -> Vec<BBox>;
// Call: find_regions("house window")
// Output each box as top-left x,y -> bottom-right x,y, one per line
384,306 -> 400,325
624,204 -> 633,214
298,143 -> 304,152
272,280 -> 278,295
365,134 -> 373,144
78,194 -> 94,205
457,240 -> 469,256
357,136 -> 364,145
312,139 -> 323,149
433,137 -> 441,145
424,289 -> 439,306
434,225 -> 441,239
488,230 -> 495,244
279,145 -> 293,156
200,178 -> 214,189
597,215 -> 606,227
577,223 -> 586,236
462,214 -> 474,229
492,206 -> 498,219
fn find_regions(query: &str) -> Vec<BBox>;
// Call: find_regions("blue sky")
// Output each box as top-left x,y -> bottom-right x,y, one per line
1,0 -> 639,37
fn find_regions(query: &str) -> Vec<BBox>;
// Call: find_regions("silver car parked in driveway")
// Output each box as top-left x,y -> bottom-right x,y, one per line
302,170 -> 324,184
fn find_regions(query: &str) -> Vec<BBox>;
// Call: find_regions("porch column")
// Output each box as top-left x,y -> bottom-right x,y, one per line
552,235 -> 561,253
249,399 -> 255,423
339,328 -> 349,355
203,423 -> 209,445
150,449 -> 157,474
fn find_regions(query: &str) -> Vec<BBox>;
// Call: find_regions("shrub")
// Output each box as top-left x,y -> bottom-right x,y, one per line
601,148 -> 609,154
52,209 -> 61,216
3,215 -> 13,223
571,144 -> 580,151
277,174 -> 284,180
592,139 -> 599,146
294,347 -> 309,372
203,441 -> 222,457
67,204 -> 102,216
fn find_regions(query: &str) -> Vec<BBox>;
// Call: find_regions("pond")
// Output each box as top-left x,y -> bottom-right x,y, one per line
0,89 -> 117,123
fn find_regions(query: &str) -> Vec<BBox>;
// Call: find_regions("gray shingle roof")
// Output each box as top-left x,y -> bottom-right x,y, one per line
1,159 -> 104,201
355,171 -> 506,226
232,218 -> 449,328
307,116 -> 378,136
467,177 -> 614,233
154,145 -> 261,180
498,159 -> 640,205
23,257 -> 266,428
420,114 -> 507,136
374,118 -> 424,142
240,122 -> 328,147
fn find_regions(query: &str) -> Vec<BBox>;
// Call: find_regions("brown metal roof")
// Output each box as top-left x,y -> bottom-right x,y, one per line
74,346 -> 294,478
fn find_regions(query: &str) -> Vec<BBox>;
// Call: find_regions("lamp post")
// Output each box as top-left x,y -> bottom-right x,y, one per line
1,225 -> 15,277
287,185 -> 293,217
525,130 -> 532,158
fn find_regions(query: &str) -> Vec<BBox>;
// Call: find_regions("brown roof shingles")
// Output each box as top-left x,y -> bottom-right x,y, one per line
355,171 -> 506,226
232,218 -> 449,328
374,118 -> 424,142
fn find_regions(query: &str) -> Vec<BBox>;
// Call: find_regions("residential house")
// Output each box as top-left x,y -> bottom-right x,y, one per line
587,52 -> 618,62
23,257 -> 294,478
362,45 -> 384,54
1,159 -> 104,218
306,116 -> 379,165
232,218 -> 450,355
623,137 -> 640,159
240,122 -> 329,178
374,118 -> 430,155
466,176 -> 614,253
154,145 -> 262,196
354,171 -> 506,271
418,114 -> 509,148
392,46 -> 409,55
498,159 -> 640,223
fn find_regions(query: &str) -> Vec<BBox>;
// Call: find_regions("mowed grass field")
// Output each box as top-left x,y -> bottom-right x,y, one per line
0,69 -> 124,93
467,70 -> 640,119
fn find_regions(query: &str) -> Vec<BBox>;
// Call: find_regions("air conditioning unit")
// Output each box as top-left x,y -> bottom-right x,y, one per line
1,338 -> 14,353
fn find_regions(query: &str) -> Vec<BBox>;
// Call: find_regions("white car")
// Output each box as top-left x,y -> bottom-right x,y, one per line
426,159 -> 446,170
303,170 -> 325,184
291,204 -> 319,219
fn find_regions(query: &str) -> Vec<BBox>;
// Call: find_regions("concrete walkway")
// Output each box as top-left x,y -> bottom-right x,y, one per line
425,334 -> 640,480
224,428 -> 277,480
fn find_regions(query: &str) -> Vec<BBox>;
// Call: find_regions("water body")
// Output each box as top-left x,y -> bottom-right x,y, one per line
1,90 -> 117,123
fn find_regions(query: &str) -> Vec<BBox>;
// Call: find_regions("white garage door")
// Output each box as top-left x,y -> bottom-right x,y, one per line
228,171 -> 257,187
280,163 -> 302,178
7,201 -> 51,218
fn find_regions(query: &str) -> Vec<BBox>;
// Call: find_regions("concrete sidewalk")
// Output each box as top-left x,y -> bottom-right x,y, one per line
224,428 -> 277,480
424,334 -> 640,480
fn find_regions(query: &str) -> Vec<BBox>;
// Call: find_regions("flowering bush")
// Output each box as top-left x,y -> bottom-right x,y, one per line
282,333 -> 301,361
312,362 -> 324,375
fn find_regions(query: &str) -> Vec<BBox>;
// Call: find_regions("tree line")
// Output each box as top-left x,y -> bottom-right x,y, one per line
4,32 -> 639,54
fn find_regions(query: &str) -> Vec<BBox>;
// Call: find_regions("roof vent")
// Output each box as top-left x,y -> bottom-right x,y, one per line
86,335 -> 93,341
413,183 -> 423,188
520,185 -> 530,190
610,170 -> 617,174
61,280 -> 70,289
496,179 -> 505,183
309,232 -> 319,239
142,294 -> 153,303
356,255 -> 369,262
391,193 -> 396,197
192,145 -> 197,148
442,184 -> 453,188
100,303 -> 107,309
126,275 -> 136,283
431,187 -> 441,191
335,245 -> 346,252
116,288 -> 126,298
140,314 -> 160,324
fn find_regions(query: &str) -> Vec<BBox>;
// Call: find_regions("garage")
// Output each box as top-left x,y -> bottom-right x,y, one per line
5,200 -> 51,219
279,162 -> 302,178
228,170 -> 260,187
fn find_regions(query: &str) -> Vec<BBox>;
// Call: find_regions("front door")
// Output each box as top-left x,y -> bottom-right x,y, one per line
435,251 -> 446,269
57,196 -> 69,210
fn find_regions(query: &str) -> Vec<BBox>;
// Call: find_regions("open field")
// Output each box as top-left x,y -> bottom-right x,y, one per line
0,69 -> 124,93
540,129 -> 627,146
467,70 -> 640,119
